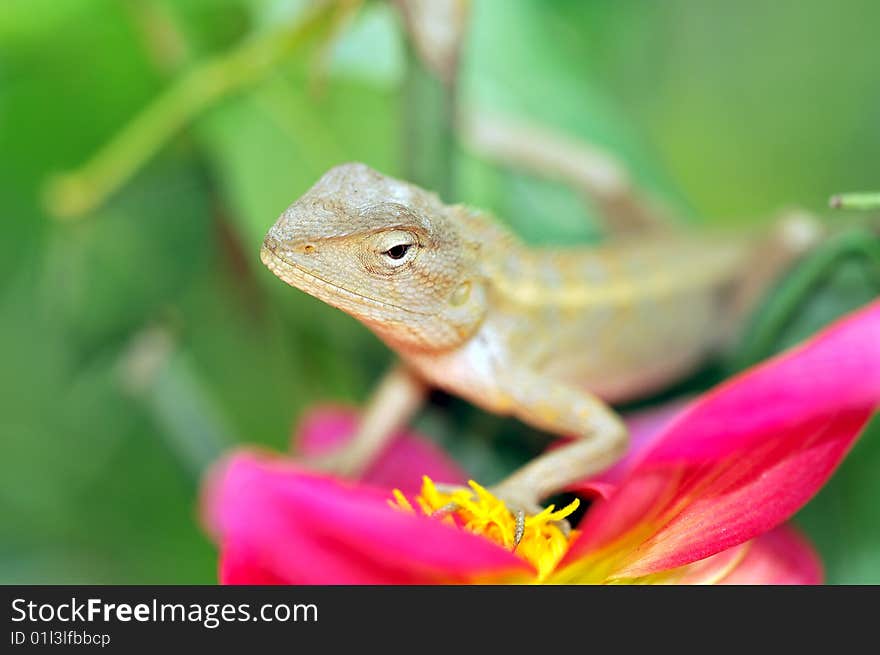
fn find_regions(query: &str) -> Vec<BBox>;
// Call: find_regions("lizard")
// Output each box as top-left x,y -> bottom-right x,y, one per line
260,161 -> 821,518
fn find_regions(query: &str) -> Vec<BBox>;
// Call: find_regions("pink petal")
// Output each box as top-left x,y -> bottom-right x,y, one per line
295,405 -> 467,492
561,299 -> 880,579
202,451 -> 531,584
662,543 -> 753,585
618,524 -> 822,584
718,524 -> 823,585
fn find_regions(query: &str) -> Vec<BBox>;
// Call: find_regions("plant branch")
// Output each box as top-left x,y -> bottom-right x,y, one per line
43,0 -> 338,221
829,192 -> 880,211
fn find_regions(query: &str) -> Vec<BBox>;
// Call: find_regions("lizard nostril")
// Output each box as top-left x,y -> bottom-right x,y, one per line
261,234 -> 280,255
303,244 -> 316,254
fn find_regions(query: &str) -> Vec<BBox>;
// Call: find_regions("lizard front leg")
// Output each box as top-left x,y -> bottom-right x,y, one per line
302,362 -> 428,478
490,369 -> 630,511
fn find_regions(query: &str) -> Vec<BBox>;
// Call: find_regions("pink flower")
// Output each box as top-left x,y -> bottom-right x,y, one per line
202,300 -> 880,584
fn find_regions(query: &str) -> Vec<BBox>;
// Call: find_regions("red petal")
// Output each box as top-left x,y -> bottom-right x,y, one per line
561,300 -> 880,578
718,524 -> 823,585
605,524 -> 822,584
295,405 -> 467,492
202,452 -> 530,584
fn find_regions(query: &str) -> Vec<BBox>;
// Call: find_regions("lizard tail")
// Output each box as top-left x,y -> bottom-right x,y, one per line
725,207 -> 825,332
725,206 -> 880,367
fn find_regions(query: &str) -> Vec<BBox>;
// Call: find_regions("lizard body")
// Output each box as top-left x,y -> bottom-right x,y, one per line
415,235 -> 748,403
261,162 -> 811,509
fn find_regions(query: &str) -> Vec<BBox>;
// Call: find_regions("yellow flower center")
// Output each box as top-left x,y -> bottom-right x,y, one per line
391,477 -> 579,582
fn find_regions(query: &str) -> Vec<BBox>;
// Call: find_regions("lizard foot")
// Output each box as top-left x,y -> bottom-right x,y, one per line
489,484 -> 573,541
433,483 -> 572,549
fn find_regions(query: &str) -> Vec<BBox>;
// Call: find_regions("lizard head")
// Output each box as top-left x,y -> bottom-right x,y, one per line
261,163 -> 488,352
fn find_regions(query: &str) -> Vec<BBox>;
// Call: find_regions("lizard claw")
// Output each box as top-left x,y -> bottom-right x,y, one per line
432,483 -> 571,547
488,485 -> 573,539
513,509 -> 525,549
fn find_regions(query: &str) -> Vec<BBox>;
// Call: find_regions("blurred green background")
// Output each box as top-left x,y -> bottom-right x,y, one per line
1,0 -> 878,583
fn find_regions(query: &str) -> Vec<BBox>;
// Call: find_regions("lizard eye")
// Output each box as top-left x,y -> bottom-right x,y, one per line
372,230 -> 419,269
383,243 -> 411,260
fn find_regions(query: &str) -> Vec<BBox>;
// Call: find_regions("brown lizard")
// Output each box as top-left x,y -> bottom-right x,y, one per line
260,162 -> 820,515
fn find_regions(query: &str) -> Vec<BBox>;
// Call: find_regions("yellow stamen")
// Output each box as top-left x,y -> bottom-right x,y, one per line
391,476 -> 579,581
389,489 -> 414,513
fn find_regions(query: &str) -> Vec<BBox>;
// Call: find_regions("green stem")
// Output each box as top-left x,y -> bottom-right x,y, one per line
401,41 -> 457,201
120,325 -> 234,480
44,0 -> 338,220
121,0 -> 191,74
829,192 -> 880,211
731,228 -> 880,370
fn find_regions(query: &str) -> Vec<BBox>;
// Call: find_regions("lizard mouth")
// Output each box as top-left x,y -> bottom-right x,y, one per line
260,241 -> 431,317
